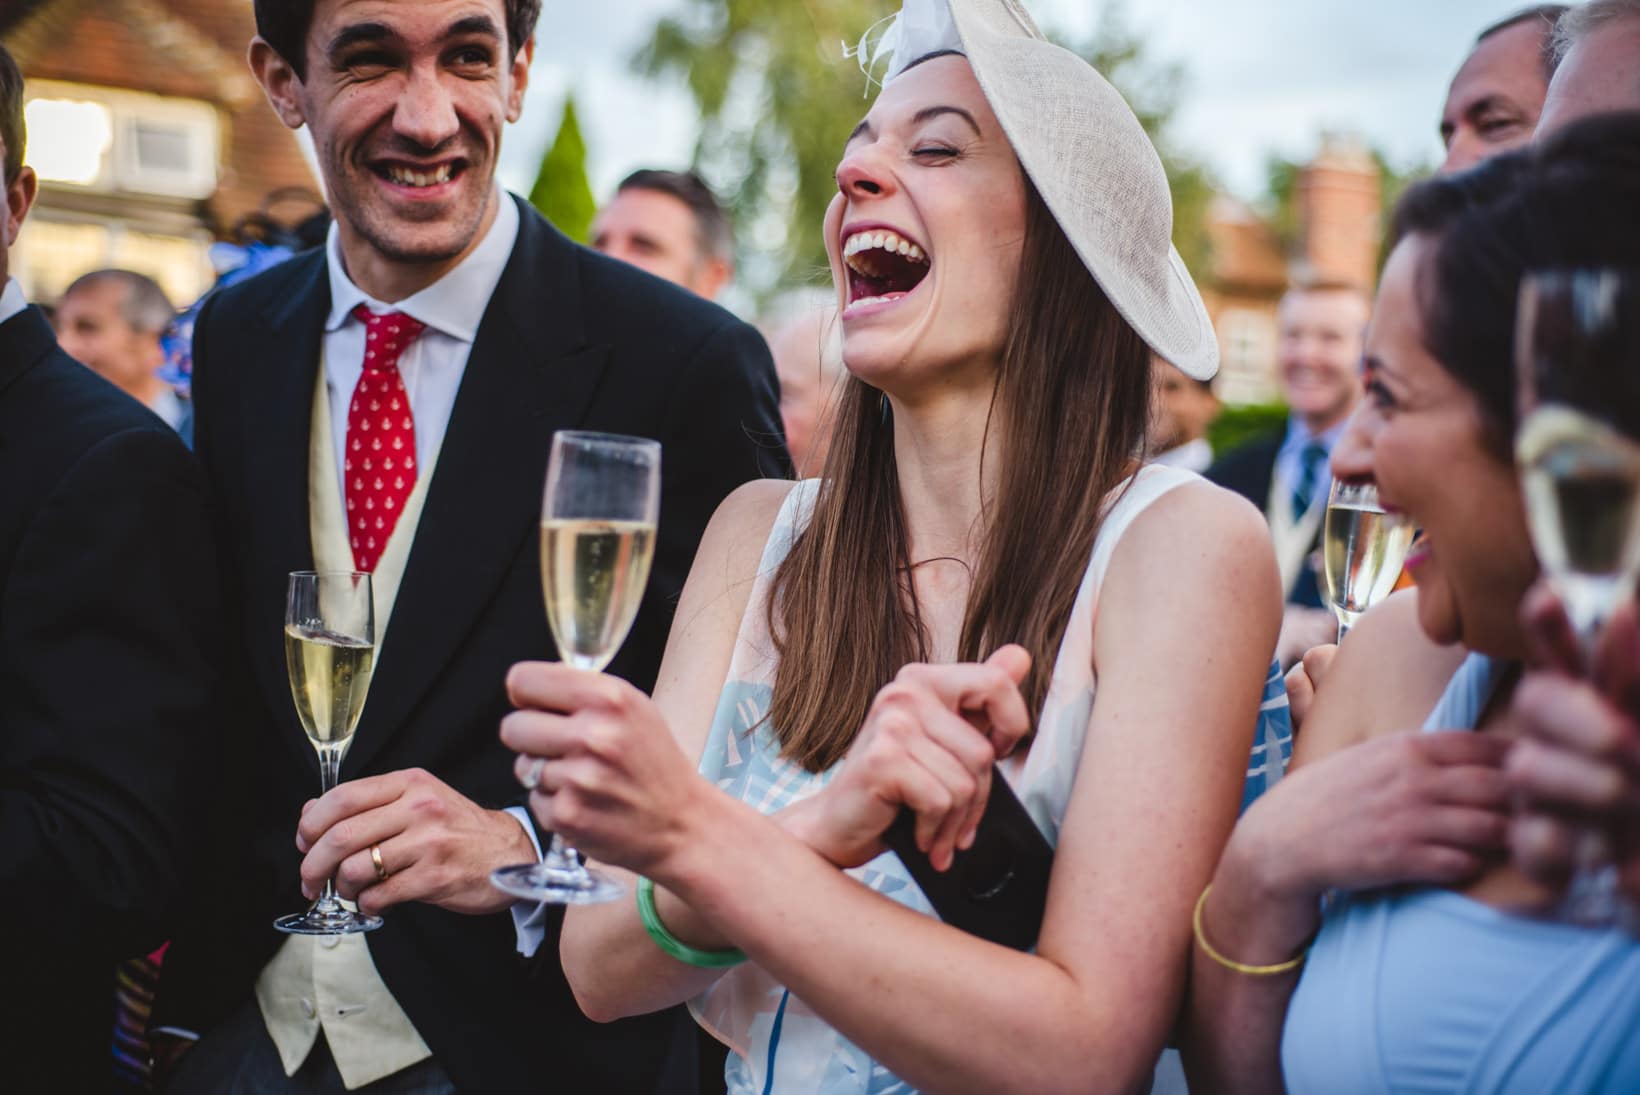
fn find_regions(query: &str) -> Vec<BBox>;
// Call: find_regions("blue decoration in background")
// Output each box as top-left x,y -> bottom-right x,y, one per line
158,240 -> 298,393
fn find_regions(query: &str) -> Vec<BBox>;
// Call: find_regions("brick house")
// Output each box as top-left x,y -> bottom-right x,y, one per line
1199,132 -> 1382,405
0,0 -> 318,305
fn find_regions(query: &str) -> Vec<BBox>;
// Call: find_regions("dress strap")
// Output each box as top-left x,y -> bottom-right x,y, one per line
1420,653 -> 1506,733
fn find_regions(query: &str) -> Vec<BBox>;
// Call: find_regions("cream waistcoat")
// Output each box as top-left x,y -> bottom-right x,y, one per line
1266,472 -> 1326,599
253,373 -> 441,1089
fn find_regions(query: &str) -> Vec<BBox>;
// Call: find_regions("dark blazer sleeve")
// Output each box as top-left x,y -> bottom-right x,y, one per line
1205,432 -> 1282,512
611,316 -> 785,694
0,425 -> 220,953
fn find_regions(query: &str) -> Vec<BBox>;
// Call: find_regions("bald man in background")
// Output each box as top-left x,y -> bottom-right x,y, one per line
57,269 -> 189,440
1538,0 -> 1640,134
765,304 -> 843,478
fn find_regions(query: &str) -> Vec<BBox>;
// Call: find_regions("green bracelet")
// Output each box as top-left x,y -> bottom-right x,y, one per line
636,876 -> 746,968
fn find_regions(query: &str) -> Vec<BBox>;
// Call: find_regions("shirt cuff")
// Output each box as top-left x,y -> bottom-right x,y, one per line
503,805 -> 549,958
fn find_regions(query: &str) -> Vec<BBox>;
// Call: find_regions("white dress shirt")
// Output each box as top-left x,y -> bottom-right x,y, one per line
150,388 -> 188,433
324,192 -> 549,942
0,277 -> 27,326
323,189 -> 519,500
1272,415 -> 1348,516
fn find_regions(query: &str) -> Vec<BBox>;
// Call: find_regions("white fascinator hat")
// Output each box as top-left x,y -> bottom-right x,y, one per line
862,0 -> 1219,380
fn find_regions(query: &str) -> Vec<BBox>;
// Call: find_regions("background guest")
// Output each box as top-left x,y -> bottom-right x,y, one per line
1438,4 -> 1567,174
1539,0 -> 1640,132
0,43 -> 220,1092
56,268 -> 190,441
1208,276 -> 1370,667
591,168 -> 735,301
1148,357 -> 1220,473
763,298 -> 843,478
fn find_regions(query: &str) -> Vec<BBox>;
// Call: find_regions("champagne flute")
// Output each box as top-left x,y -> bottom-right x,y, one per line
1322,479 -> 1413,640
275,571 -> 382,935
1514,267 -> 1640,928
491,431 -> 661,905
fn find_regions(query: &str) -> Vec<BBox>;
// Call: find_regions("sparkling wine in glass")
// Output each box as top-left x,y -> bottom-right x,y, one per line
491,431 -> 661,905
1515,267 -> 1640,928
275,571 -> 382,935
1322,479 -> 1413,640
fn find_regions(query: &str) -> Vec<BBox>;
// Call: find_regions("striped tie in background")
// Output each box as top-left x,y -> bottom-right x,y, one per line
112,945 -> 165,1091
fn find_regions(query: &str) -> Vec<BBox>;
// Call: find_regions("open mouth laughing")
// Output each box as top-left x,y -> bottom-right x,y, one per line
842,225 -> 931,315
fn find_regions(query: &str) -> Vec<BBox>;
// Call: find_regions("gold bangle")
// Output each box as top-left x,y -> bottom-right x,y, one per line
1193,883 -> 1308,976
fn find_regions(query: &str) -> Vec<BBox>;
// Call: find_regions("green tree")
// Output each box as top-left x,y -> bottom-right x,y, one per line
529,95 -> 597,244
636,0 -> 1215,296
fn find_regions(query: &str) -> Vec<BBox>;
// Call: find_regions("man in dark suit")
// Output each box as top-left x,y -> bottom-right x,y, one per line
1206,276 -> 1368,667
0,46 -> 220,1091
151,2 -> 783,1092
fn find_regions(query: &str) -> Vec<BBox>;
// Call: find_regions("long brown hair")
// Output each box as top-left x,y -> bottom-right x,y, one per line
767,178 -> 1153,772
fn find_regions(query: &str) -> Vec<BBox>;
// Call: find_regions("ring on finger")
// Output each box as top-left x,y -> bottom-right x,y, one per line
369,843 -> 390,883
519,756 -> 546,791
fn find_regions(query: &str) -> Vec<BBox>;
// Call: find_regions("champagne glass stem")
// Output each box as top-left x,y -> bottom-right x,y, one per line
543,835 -> 581,875
313,744 -> 345,915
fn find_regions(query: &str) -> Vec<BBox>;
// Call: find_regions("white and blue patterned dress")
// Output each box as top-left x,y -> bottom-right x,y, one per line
690,466 -> 1292,1094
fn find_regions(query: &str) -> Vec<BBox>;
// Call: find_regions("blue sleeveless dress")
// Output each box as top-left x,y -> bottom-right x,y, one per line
689,469 -> 1293,1095
1281,654 -> 1640,1092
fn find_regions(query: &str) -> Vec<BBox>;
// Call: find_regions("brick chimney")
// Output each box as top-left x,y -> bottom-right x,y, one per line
1295,132 -> 1382,292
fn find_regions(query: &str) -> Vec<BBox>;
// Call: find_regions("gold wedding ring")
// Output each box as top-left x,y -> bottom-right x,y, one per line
369,843 -> 390,882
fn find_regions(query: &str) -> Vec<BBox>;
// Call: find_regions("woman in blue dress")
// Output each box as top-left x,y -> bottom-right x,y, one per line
499,1 -> 1289,1091
1183,114 -> 1640,1094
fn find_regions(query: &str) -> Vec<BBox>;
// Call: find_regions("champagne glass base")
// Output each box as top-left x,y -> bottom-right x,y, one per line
490,862 -> 625,905
273,908 -> 383,936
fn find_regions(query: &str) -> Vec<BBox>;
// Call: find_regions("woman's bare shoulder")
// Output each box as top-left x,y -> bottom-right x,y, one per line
1298,589 -> 1468,762
1113,476 -> 1274,569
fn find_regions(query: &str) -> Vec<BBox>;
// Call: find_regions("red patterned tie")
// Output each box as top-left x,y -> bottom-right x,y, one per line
345,305 -> 426,573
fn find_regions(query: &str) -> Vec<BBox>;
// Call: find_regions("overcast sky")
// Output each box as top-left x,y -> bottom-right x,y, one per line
498,0 -> 1539,203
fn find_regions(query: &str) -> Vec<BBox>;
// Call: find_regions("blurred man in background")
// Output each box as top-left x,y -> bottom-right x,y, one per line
1208,277 -> 1369,667
56,268 -> 189,439
1439,5 -> 1568,174
1147,358 -> 1219,474
591,168 -> 733,301
1538,0 -> 1640,133
765,302 -> 843,477
0,43 -> 219,1091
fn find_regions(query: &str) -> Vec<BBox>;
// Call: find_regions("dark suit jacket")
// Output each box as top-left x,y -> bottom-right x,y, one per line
1205,428 -> 1324,608
155,198 -> 785,1092
0,307 -> 220,1091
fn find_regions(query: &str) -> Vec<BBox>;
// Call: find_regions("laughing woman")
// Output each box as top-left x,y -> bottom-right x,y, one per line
501,2 -> 1285,1092
1182,115 -> 1640,1094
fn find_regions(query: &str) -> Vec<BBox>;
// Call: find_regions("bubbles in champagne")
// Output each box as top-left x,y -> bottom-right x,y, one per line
1517,405 -> 1640,634
284,625 -> 375,748
1323,503 -> 1414,631
541,519 -> 657,672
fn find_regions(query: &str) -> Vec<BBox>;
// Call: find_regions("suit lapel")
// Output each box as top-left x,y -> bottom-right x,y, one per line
239,255 -> 329,774
346,203 -> 612,773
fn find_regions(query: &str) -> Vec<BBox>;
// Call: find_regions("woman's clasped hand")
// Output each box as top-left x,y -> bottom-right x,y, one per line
502,647 -> 1033,880
1225,729 -> 1513,912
